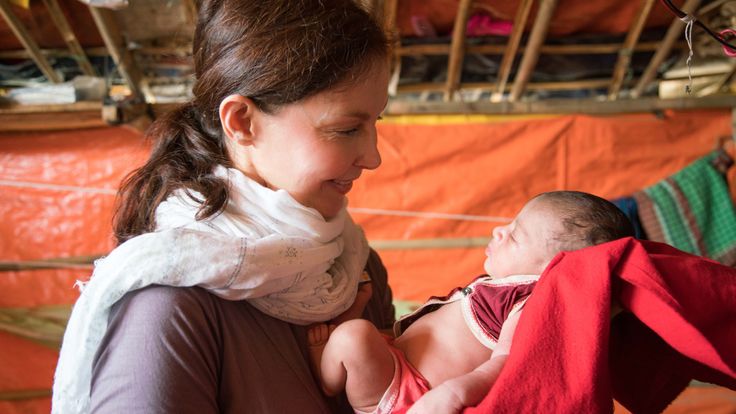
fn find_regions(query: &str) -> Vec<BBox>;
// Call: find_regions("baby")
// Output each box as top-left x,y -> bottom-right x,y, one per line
308,191 -> 635,414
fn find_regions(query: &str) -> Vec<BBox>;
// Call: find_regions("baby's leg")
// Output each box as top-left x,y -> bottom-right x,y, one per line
308,319 -> 394,411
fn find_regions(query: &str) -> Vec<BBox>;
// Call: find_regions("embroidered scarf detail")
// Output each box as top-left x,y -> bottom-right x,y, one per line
52,166 -> 369,413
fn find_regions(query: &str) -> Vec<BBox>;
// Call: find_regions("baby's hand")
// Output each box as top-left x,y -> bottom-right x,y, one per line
307,323 -> 334,348
407,384 -> 465,414
330,281 -> 373,325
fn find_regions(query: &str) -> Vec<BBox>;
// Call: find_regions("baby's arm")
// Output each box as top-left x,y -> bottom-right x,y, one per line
407,310 -> 522,414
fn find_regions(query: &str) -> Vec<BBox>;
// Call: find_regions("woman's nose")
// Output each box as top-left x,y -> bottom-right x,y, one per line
356,131 -> 382,170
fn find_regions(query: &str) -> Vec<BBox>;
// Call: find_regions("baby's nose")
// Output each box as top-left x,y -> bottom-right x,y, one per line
492,225 -> 505,240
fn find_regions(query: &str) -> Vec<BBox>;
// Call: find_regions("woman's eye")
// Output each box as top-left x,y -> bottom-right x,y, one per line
337,127 -> 360,136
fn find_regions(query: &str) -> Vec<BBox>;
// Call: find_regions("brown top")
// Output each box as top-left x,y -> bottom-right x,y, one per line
90,249 -> 394,413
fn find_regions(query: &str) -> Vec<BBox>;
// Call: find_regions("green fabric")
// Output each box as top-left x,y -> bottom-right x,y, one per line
644,150 -> 736,261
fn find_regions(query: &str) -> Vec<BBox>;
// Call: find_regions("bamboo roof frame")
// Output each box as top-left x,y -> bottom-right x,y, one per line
444,0 -> 473,101
492,0 -> 533,102
87,5 -> 148,101
0,0 -> 735,129
0,0 -> 61,83
609,0 -> 657,99
383,0 -> 736,111
509,0 -> 558,101
41,0 -> 96,77
634,0 -> 703,98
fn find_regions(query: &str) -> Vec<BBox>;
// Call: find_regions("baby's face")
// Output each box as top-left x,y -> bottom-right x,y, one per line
483,198 -> 564,279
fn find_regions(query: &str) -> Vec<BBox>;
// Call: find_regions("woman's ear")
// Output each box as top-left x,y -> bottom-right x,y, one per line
219,94 -> 257,146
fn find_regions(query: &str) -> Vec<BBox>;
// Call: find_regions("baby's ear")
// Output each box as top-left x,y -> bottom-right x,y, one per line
219,94 -> 257,146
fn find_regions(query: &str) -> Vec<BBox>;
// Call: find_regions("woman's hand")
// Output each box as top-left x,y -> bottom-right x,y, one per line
407,384 -> 465,414
330,281 -> 372,325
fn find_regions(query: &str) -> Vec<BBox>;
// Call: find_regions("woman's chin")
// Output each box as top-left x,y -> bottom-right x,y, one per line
313,197 -> 347,220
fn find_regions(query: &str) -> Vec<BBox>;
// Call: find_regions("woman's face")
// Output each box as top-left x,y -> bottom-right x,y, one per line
241,62 -> 389,219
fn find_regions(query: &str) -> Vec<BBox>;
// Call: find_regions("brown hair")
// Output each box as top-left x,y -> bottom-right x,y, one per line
535,191 -> 635,252
113,0 -> 390,244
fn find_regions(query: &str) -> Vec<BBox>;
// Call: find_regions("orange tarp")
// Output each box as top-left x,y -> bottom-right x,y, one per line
1,109 -> 735,412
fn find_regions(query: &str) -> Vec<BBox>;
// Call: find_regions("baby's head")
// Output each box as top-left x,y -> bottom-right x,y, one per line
483,191 -> 635,279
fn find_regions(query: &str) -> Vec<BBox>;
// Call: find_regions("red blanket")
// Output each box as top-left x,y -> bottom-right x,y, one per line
466,237 -> 736,413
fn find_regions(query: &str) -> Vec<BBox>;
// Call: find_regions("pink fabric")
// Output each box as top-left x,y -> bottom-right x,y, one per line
466,237 -> 736,413
369,343 -> 430,414
466,14 -> 513,37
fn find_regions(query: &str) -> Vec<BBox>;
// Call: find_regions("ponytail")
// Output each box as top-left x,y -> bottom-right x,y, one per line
113,103 -> 231,245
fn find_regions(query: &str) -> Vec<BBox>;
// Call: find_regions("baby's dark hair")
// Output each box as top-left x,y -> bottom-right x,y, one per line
534,191 -> 635,252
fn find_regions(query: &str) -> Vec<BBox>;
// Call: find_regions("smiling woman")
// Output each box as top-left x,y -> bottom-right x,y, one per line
50,1 -> 395,414
219,61 -> 389,219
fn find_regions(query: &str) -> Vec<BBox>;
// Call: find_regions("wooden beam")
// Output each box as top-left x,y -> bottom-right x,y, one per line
0,102 -> 106,131
385,94 -> 736,115
88,6 -> 147,100
509,0 -> 558,101
492,0 -> 534,102
398,79 -> 611,93
41,0 -> 96,77
633,0 -> 702,98
444,0 -> 473,102
609,0 -> 656,99
0,0 -> 62,83
397,41 -> 674,57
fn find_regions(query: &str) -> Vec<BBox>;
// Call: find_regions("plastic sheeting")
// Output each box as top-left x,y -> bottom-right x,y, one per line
1,109 -> 735,412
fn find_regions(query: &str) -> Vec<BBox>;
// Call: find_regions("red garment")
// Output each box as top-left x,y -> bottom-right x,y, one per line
466,237 -> 736,413
365,343 -> 431,414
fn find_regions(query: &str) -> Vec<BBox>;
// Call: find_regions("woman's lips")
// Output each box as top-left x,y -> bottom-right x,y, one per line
330,179 -> 354,194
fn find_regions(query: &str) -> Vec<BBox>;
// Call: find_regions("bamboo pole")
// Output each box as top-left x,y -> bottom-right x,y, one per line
383,0 -> 398,34
182,0 -> 197,25
608,0 -> 656,99
41,0 -> 96,76
632,0 -> 702,98
492,0 -> 534,102
383,0 -> 400,96
0,389 -> 52,401
0,0 -> 62,83
444,0 -> 473,102
88,5 -> 147,100
509,0 -> 558,102
0,254 -> 100,271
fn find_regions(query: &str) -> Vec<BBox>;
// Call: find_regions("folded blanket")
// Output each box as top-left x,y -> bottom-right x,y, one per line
633,149 -> 736,266
466,237 -> 736,413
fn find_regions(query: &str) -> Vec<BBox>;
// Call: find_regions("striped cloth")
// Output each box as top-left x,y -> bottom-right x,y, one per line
633,149 -> 736,266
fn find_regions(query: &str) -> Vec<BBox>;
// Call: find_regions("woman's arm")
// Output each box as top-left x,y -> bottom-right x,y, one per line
90,285 -> 333,414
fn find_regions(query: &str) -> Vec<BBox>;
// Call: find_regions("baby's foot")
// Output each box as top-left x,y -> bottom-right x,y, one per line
307,323 -> 336,393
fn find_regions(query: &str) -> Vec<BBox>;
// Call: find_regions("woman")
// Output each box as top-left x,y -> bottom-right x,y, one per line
52,1 -> 394,413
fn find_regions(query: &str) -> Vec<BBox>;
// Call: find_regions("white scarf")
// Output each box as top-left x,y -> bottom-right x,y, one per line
52,166 -> 369,414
